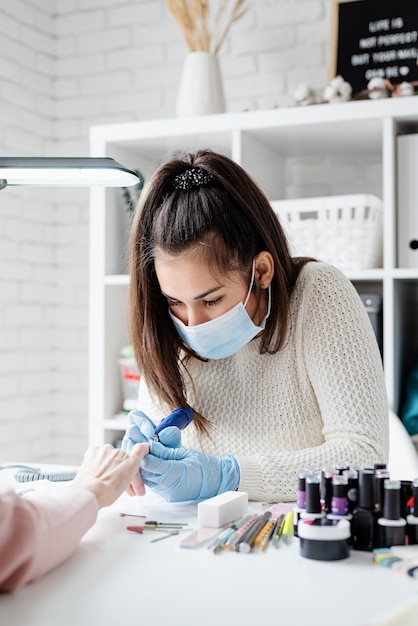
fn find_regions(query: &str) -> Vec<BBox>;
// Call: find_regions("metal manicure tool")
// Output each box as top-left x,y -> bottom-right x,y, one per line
126,523 -> 188,530
126,524 -> 190,542
150,529 -> 188,543
144,521 -> 188,529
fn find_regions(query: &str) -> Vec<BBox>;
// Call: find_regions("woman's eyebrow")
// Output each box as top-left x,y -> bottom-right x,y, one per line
193,286 -> 223,300
161,286 -> 223,301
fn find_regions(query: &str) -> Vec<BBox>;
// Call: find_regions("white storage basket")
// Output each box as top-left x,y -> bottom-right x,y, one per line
271,194 -> 383,272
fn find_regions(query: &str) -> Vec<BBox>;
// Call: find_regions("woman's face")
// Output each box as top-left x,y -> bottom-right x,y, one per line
154,248 -> 259,327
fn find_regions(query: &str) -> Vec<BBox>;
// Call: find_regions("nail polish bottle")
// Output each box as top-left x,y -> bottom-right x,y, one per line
335,463 -> 349,475
327,474 -> 351,515
297,470 -> 308,510
293,469 -> 309,538
374,467 -> 390,513
300,473 -> 325,522
352,468 -> 381,551
320,466 -> 334,515
327,474 -> 353,543
343,467 -> 359,515
377,479 -> 406,547
406,478 -> 418,545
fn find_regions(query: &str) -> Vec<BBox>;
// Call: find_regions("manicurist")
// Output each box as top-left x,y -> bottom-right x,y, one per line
122,149 -> 389,503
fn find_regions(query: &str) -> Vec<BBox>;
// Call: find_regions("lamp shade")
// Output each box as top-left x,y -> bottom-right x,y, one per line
0,157 -> 140,188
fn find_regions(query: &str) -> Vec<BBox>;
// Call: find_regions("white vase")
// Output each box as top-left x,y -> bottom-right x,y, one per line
176,51 -> 226,117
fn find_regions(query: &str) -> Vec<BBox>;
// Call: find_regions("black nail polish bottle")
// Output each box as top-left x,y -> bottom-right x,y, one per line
300,473 -> 325,522
343,467 -> 359,515
377,479 -> 406,547
320,466 -> 334,515
374,467 -> 390,513
352,468 -> 381,551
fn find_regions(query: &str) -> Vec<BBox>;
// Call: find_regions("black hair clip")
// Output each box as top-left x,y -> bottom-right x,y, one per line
173,167 -> 215,190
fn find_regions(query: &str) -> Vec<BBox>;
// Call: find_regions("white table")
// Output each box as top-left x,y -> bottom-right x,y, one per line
1,469 -> 418,626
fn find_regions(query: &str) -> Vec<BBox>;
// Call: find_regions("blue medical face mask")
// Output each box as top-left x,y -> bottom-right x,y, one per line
169,262 -> 271,360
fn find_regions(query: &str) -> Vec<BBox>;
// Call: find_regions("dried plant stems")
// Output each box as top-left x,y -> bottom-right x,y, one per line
213,0 -> 247,53
166,0 -> 249,53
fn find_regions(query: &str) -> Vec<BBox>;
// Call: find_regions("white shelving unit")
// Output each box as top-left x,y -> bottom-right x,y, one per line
89,97 -> 418,447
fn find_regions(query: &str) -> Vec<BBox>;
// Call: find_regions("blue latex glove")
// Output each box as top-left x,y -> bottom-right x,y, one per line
140,441 -> 240,502
121,410 -> 181,452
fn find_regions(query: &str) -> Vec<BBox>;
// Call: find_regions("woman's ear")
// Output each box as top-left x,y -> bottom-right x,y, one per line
254,251 -> 274,288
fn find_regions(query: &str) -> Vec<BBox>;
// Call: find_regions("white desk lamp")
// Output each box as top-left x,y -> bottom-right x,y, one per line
0,157 -> 140,188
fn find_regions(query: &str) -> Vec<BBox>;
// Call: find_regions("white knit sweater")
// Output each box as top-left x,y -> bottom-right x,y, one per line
137,262 -> 389,503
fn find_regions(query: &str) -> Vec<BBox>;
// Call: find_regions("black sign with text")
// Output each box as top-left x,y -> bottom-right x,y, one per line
334,0 -> 418,94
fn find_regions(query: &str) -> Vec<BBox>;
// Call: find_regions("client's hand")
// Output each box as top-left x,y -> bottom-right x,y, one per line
140,441 -> 240,502
71,443 -> 149,508
121,410 -> 181,451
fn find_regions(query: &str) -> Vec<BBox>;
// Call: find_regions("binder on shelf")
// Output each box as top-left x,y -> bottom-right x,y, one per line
360,294 -> 383,356
397,134 -> 418,269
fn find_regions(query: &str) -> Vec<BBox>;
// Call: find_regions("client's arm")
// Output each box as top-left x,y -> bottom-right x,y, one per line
0,443 -> 148,592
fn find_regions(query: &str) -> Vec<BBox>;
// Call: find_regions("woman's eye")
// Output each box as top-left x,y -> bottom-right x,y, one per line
204,298 -> 221,307
167,299 -> 182,307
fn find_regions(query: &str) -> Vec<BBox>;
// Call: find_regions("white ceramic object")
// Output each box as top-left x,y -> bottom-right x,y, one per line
395,81 -> 415,97
176,51 -> 226,117
323,75 -> 352,103
367,77 -> 389,99
293,83 -> 316,106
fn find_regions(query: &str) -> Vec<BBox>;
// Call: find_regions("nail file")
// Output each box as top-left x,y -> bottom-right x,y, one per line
180,527 -> 224,549
197,491 -> 248,528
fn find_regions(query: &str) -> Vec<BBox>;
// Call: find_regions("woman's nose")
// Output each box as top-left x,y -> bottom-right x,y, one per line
186,308 -> 210,327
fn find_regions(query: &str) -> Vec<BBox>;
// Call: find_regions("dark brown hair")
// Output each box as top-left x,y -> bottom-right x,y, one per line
129,149 -> 312,434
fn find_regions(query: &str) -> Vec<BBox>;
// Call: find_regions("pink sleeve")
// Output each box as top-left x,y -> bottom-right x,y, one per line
0,485 -> 99,592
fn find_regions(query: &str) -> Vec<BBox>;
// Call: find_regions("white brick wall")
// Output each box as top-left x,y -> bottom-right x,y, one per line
0,0 -> 381,465
0,0 -> 56,464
